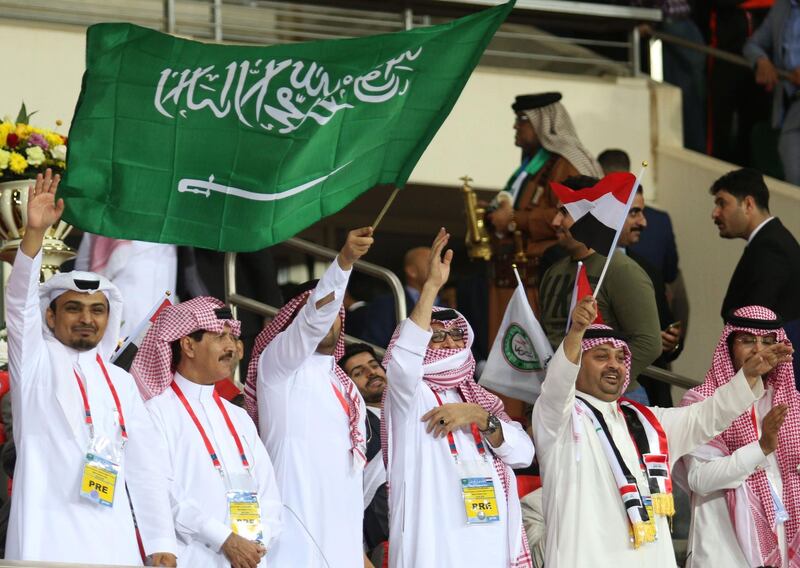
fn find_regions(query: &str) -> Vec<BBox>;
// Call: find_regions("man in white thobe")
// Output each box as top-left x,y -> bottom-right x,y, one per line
5,170 -> 177,564
384,228 -> 535,568
680,306 -> 800,567
533,296 -> 792,567
76,234 -> 177,339
131,296 -> 282,568
243,227 -> 374,568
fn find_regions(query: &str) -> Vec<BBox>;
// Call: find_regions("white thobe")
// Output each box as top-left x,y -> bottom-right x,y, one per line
532,344 -> 763,568
386,319 -> 535,568
257,257 -> 366,568
146,373 -> 282,568
364,407 -> 387,510
684,386 -> 789,568
76,234 -> 177,339
5,249 -> 176,564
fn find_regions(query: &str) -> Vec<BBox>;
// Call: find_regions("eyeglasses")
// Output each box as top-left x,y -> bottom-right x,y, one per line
431,328 -> 465,343
733,335 -> 778,346
514,115 -> 530,124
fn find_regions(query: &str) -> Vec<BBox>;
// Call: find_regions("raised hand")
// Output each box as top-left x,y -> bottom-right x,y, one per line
563,296 -> 597,364
569,296 -> 597,335
338,226 -> 374,270
21,168 -> 65,258
424,227 -> 453,291
27,168 -> 64,231
759,404 -> 789,455
742,342 -> 794,386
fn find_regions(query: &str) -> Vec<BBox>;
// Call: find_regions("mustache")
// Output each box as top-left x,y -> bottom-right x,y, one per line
218,351 -> 235,362
366,375 -> 385,386
72,325 -> 98,333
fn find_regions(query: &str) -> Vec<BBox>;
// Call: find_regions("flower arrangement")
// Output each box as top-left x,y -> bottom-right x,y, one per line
0,103 -> 67,182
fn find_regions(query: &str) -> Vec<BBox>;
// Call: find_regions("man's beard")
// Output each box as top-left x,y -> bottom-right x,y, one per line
68,336 -> 101,351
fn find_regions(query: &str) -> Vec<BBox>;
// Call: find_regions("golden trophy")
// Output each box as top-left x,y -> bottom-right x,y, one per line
0,179 -> 75,280
460,175 -> 492,261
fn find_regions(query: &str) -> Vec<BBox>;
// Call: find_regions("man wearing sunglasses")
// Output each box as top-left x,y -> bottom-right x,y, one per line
680,306 -> 800,567
382,228 -> 535,568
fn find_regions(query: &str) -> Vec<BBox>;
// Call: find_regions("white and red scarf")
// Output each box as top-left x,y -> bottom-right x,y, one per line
682,305 -> 800,567
244,288 -> 366,468
575,325 -> 675,549
380,307 -> 533,568
130,296 -> 241,400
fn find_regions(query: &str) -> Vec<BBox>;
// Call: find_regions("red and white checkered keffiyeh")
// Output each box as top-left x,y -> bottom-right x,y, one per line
580,323 -> 632,391
243,288 -> 366,467
130,296 -> 241,400
682,305 -> 800,566
381,307 -> 533,568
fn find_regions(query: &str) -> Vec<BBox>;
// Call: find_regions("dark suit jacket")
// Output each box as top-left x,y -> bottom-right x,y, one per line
722,217 -> 800,322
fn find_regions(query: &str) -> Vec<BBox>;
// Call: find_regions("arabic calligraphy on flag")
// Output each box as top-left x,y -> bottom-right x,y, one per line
59,1 -> 514,251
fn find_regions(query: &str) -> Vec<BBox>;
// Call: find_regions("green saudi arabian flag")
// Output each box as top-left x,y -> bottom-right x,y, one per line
60,1 -> 514,251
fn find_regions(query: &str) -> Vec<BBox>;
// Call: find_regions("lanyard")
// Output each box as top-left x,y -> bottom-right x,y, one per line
171,381 -> 250,477
72,354 -> 128,443
431,391 -> 487,462
331,382 -> 351,417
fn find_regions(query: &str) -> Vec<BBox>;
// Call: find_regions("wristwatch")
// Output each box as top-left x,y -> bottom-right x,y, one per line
479,413 -> 501,435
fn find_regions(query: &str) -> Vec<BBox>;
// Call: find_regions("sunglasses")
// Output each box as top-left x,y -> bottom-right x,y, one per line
431,328 -> 465,343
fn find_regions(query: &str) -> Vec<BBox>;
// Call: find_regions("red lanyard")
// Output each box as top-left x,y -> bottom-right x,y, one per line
72,354 -> 128,443
431,391 -> 487,462
171,381 -> 250,477
331,382 -> 351,417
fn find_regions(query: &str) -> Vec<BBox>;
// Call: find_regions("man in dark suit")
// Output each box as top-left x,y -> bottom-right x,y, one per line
711,167 -> 800,386
339,344 -> 388,567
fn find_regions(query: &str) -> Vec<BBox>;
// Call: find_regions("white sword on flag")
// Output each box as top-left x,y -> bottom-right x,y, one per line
592,161 -> 648,299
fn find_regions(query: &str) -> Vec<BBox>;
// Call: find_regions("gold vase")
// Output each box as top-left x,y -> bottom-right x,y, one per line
0,178 -> 75,280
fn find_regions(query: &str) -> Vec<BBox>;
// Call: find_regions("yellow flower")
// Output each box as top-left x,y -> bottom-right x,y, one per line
9,152 -> 27,174
15,123 -> 31,139
45,132 -> 64,148
0,122 -> 12,147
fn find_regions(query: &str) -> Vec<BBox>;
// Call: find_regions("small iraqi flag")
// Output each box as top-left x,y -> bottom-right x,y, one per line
550,172 -> 637,257
565,261 -> 604,333
111,294 -> 173,372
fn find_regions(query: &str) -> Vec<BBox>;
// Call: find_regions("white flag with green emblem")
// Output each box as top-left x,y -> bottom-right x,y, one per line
479,275 -> 553,404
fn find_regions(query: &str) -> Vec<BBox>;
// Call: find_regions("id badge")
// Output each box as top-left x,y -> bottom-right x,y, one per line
227,490 -> 264,544
80,453 -> 119,507
457,460 -> 500,525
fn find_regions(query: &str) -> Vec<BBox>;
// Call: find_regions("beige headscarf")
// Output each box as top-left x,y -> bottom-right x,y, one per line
523,102 -> 602,178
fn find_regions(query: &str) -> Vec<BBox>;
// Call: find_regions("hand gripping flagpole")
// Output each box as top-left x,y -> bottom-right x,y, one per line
592,161 -> 648,300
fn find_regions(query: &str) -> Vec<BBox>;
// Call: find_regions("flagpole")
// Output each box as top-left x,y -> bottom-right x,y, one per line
592,161 -> 647,300
566,260 -> 584,334
512,263 -> 524,288
372,186 -> 400,231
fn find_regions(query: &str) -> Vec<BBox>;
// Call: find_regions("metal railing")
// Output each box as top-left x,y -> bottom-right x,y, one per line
0,0 -> 661,76
649,29 -> 793,81
223,237 -> 697,389
224,236 -> 406,356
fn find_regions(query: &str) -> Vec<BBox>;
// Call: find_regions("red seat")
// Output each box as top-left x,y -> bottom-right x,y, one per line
516,474 -> 541,498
